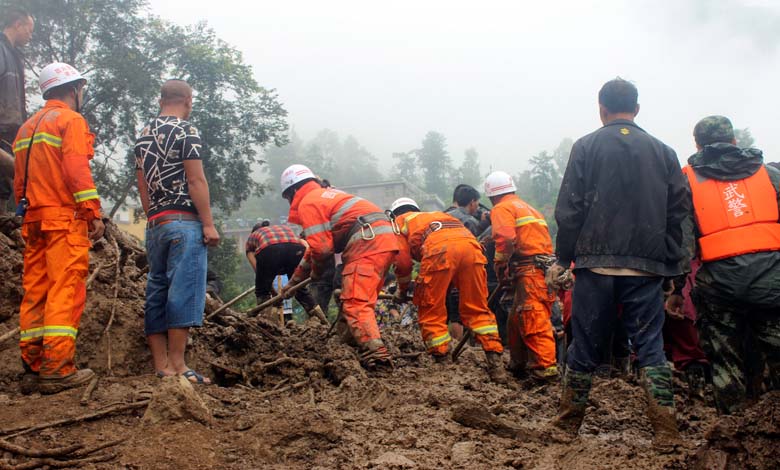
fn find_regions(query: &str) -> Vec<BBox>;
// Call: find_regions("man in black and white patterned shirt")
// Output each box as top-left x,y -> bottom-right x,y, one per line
134,79 -> 219,385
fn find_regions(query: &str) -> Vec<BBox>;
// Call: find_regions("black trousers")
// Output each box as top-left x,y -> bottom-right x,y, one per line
255,243 -> 316,312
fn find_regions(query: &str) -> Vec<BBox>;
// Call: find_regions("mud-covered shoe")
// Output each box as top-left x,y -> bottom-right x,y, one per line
432,353 -> 451,364
39,369 -> 95,395
359,339 -> 394,371
19,372 -> 39,395
531,365 -> 560,382
551,369 -> 592,436
485,352 -> 508,384
640,365 -> 681,451
307,305 -> 330,325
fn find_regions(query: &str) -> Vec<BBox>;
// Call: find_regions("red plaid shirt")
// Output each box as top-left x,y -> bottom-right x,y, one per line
245,225 -> 302,254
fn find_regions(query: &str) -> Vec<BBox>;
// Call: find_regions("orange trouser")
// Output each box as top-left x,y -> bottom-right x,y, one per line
340,251 -> 394,345
414,239 -> 502,355
507,265 -> 557,369
19,218 -> 90,378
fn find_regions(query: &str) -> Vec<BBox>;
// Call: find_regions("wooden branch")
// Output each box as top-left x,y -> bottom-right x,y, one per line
256,380 -> 308,399
0,401 -> 149,437
85,260 -> 106,290
70,438 -> 125,458
0,452 -> 116,470
245,278 -> 312,316
254,356 -> 296,372
0,327 -> 19,345
102,237 -> 122,375
205,286 -> 254,321
0,440 -> 82,458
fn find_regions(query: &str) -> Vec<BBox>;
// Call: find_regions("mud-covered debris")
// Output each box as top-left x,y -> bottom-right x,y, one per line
143,375 -> 212,425
370,451 -> 417,468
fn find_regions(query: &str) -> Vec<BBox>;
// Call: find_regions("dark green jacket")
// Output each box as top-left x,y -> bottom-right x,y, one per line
680,143 -> 780,306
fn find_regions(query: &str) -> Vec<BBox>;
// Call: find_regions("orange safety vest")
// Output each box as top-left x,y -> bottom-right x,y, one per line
683,165 -> 780,262
393,211 -> 476,287
490,194 -> 553,262
12,100 -> 101,222
289,180 -> 398,276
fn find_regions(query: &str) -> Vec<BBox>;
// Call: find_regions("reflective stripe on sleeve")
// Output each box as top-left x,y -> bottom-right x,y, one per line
426,332 -> 452,348
73,189 -> 99,202
472,324 -> 499,336
515,216 -> 548,227
303,222 -> 332,237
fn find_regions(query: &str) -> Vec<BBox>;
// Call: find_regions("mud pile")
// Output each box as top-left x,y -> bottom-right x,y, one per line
0,217 -> 777,469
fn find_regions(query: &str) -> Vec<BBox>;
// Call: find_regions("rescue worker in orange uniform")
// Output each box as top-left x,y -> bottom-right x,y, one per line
13,63 -> 104,395
280,164 -> 399,369
485,171 -> 558,381
390,198 -> 507,384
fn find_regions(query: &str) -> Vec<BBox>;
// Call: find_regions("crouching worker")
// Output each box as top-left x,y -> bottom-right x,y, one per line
280,164 -> 399,369
245,221 -> 328,324
389,197 -> 507,384
14,63 -> 104,395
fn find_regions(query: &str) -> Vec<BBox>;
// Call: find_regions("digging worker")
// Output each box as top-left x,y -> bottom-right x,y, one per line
550,78 -> 689,448
1,7 -> 34,212
280,164 -> 399,369
390,197 -> 508,383
13,62 -> 103,395
135,79 -> 219,385
666,115 -> 780,414
245,220 -> 328,324
484,170 -> 558,382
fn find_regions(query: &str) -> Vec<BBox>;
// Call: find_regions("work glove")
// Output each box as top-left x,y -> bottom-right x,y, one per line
544,263 -> 567,290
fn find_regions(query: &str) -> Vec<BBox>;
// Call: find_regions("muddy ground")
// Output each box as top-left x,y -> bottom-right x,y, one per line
0,218 -> 776,469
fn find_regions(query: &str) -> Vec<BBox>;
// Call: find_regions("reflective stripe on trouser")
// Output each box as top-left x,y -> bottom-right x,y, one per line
339,251 -> 395,344
508,267 -> 557,369
19,219 -> 89,378
413,238 -> 502,355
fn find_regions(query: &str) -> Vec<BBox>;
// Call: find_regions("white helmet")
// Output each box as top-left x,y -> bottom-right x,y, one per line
484,171 -> 517,197
39,62 -> 86,98
390,197 -> 419,214
280,164 -> 316,194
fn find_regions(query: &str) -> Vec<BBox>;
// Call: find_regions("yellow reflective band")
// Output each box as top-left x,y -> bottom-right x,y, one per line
332,197 -> 363,226
12,133 -> 63,153
303,222 -> 331,237
42,325 -> 78,339
426,332 -> 452,348
494,252 -> 509,262
73,189 -> 99,202
401,212 -> 422,235
472,324 -> 498,335
515,216 -> 547,227
19,327 -> 43,341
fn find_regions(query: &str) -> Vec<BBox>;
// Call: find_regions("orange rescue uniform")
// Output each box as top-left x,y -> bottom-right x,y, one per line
13,100 -> 101,378
289,180 -> 398,345
394,211 -> 502,355
683,165 -> 780,261
491,193 -> 556,370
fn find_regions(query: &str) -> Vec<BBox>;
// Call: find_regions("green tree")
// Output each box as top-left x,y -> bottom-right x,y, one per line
7,0 -> 288,215
392,151 -> 419,184
415,131 -> 452,200
458,147 -> 481,188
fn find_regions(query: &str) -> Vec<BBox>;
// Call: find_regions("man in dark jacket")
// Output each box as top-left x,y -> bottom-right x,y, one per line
666,116 -> 780,414
0,7 -> 34,211
549,78 -> 689,448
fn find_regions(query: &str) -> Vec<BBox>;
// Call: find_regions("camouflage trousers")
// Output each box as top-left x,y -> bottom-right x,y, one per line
693,292 -> 780,414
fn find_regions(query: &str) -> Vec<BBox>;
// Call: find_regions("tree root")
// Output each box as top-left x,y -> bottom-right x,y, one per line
0,400 -> 149,437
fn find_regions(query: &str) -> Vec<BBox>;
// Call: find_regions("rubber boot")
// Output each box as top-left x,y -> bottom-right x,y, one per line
307,305 -> 329,325
684,363 -> 706,400
19,362 -> 38,396
530,365 -> 560,382
640,365 -> 681,451
485,351 -> 508,384
551,369 -> 592,436
359,339 -> 394,371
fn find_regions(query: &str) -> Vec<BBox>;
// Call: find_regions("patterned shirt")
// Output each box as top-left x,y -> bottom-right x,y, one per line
134,116 -> 202,217
245,225 -> 302,254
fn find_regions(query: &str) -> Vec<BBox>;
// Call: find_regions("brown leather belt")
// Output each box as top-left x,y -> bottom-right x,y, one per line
147,212 -> 199,228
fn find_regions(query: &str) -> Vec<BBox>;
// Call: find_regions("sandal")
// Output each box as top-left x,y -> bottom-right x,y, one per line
182,369 -> 212,385
155,371 -> 174,379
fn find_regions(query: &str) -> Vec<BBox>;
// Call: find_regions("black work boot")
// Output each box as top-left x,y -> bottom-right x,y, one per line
19,362 -> 39,396
551,369 -> 592,437
640,365 -> 682,451
485,351 -> 508,384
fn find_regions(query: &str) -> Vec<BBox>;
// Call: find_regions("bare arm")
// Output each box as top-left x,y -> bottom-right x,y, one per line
183,159 -> 219,246
135,169 -> 150,215
246,251 -> 257,271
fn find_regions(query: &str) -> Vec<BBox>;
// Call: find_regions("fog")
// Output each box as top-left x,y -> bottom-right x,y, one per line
150,0 -> 780,174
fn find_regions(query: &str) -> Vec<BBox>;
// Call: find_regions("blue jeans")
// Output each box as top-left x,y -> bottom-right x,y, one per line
144,220 -> 207,335
567,269 -> 666,373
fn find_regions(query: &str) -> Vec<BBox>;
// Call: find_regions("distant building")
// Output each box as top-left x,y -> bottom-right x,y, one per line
110,203 -> 145,240
339,180 -> 445,212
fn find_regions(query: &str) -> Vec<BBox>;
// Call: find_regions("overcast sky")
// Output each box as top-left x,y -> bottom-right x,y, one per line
150,0 -> 780,176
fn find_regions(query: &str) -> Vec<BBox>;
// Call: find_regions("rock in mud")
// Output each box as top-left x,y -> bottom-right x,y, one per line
370,451 -> 417,468
143,375 -> 212,425
451,441 -> 477,463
